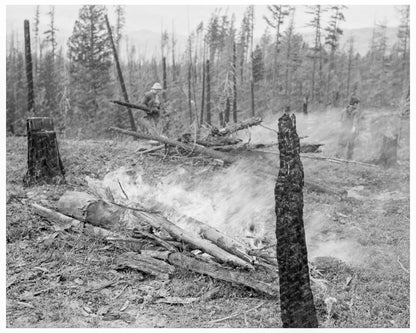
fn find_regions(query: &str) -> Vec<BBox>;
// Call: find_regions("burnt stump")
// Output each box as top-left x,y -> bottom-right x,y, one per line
23,117 -> 65,186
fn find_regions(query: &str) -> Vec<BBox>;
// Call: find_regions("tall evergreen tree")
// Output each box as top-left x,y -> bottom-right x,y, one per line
306,5 -> 326,103
114,5 -> 125,53
264,5 -> 291,95
324,5 -> 346,105
67,5 -> 112,119
252,44 -> 265,83
396,5 -> 410,93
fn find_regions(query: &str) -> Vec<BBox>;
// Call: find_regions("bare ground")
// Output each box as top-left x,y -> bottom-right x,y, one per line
6,128 -> 410,328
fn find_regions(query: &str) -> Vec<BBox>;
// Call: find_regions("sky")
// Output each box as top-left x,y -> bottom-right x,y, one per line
6,4 -> 403,41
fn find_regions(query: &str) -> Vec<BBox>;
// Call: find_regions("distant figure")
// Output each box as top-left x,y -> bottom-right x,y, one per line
338,90 -> 361,159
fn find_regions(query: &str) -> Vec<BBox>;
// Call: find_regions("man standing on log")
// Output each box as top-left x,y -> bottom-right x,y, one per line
275,113 -> 318,328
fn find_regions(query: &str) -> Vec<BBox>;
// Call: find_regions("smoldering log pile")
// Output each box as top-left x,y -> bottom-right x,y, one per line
110,114 -> 344,196
32,188 -> 280,297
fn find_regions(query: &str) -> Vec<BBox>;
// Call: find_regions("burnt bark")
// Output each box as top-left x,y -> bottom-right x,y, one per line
224,97 -> 230,124
24,117 -> 65,186
206,59 -> 211,125
24,20 -> 35,114
377,134 -> 398,167
275,113 -> 318,328
232,40 -> 238,123
162,56 -> 167,100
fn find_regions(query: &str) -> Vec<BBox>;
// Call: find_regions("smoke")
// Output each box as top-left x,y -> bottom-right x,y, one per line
87,108 -> 406,264
93,160 -> 277,249
238,108 -> 407,162
304,210 -> 368,266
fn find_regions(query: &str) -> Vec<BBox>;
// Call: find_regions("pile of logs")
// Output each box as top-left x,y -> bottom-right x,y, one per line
32,188 -> 280,297
109,115 -> 349,197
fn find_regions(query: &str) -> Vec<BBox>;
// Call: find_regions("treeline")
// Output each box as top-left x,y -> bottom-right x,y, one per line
6,5 -> 410,138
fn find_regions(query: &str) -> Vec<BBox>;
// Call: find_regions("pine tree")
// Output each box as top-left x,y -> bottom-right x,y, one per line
306,5 -> 326,103
396,5 -> 410,93
252,44 -> 265,83
345,36 -> 355,101
67,5 -> 112,120
114,5 -> 125,53
33,6 -> 40,79
324,5 -> 346,105
36,6 -> 63,119
264,5 -> 291,95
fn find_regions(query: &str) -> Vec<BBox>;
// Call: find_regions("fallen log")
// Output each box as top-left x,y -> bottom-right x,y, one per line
110,100 -> 152,114
31,203 -> 122,239
109,127 -> 237,164
113,192 -> 256,265
115,251 -> 175,280
57,191 -> 124,229
301,153 -> 379,168
33,202 -> 277,295
210,117 -> 262,136
132,228 -> 178,252
195,136 -> 242,147
55,190 -> 253,270
167,252 -> 279,297
131,210 -> 255,270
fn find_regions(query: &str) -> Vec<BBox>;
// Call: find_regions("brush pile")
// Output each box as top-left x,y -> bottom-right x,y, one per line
31,176 -> 281,298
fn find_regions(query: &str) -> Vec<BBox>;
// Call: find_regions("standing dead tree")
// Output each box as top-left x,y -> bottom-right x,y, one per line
24,20 -> 35,114
274,113 -> 318,328
23,20 -> 65,186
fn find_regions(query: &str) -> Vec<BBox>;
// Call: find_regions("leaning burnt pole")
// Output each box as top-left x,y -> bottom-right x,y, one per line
104,14 -> 137,132
275,113 -> 318,328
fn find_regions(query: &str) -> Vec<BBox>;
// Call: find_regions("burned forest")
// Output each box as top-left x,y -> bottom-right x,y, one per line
5,4 -> 410,329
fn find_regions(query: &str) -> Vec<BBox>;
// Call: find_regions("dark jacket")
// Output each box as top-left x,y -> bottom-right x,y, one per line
142,91 -> 161,110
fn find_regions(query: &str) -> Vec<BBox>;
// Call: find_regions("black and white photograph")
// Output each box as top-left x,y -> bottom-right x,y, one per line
4,2 -> 412,329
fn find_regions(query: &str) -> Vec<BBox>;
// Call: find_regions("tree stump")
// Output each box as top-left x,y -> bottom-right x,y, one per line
23,117 -> 65,186
274,113 -> 318,328
377,134 -> 398,167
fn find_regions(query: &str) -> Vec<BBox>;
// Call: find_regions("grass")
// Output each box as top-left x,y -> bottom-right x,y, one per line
5,125 -> 410,328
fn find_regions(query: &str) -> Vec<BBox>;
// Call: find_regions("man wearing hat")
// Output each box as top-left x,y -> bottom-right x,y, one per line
141,82 -> 169,134
142,82 -> 163,115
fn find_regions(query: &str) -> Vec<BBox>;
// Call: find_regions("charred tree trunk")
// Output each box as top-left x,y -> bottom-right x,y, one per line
377,134 -> 398,167
200,56 -> 206,124
219,112 -> 225,128
104,15 -> 137,132
274,113 -> 318,328
24,20 -> 35,114
206,59 -> 211,125
24,117 -> 65,186
250,79 -> 255,117
188,62 -> 193,125
162,56 -> 167,100
232,40 -> 238,123
224,97 -> 230,124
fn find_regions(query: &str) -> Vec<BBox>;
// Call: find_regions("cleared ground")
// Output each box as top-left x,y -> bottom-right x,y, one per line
6,109 -> 410,328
